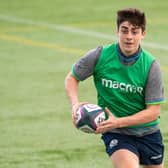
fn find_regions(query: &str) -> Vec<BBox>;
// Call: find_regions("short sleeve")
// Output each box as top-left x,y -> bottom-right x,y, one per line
72,46 -> 102,81
145,60 -> 165,104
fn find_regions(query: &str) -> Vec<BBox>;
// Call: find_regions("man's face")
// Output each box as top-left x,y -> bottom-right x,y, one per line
117,21 -> 145,56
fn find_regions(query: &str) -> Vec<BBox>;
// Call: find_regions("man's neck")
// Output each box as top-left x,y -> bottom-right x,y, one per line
117,44 -> 141,63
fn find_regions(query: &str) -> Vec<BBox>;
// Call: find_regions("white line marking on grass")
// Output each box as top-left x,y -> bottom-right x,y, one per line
0,14 -> 117,40
0,14 -> 168,51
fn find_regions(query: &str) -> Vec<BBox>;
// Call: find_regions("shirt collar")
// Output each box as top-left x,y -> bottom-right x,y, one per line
117,44 -> 142,63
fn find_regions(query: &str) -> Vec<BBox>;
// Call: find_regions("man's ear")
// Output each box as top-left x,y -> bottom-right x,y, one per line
141,31 -> 146,39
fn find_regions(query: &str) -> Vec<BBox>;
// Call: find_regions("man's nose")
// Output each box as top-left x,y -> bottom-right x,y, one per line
126,31 -> 133,39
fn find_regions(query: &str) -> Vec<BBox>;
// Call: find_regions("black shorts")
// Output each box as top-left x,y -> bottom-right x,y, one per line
101,130 -> 164,165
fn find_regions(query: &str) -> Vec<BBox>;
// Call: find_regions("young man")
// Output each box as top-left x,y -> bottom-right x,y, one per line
65,8 -> 165,168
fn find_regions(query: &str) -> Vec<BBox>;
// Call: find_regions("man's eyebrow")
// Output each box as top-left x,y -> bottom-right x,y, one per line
121,25 -> 140,30
121,26 -> 128,29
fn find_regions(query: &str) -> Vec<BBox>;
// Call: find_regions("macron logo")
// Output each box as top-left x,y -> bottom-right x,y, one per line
102,78 -> 143,94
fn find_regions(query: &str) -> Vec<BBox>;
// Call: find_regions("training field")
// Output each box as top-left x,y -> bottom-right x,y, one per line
0,0 -> 168,167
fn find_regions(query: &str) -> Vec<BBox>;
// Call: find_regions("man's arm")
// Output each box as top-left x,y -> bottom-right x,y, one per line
65,47 -> 102,125
65,72 -> 80,126
65,72 -> 79,108
65,46 -> 102,104
96,104 -> 160,133
65,72 -> 88,126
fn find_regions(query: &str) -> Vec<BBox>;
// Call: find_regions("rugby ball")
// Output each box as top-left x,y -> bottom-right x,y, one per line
75,104 -> 106,133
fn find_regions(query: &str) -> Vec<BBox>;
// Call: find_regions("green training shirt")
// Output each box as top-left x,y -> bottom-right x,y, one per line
93,43 -> 160,128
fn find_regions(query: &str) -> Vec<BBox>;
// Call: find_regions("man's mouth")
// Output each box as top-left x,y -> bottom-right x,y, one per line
125,42 -> 133,45
125,42 -> 133,47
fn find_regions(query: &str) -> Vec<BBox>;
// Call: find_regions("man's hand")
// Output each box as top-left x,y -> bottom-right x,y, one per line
96,107 -> 118,134
71,102 -> 88,127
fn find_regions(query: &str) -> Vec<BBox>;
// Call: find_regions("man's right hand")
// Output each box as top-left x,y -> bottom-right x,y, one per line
71,102 -> 88,127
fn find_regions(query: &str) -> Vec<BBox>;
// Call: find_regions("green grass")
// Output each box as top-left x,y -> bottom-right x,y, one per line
0,0 -> 168,167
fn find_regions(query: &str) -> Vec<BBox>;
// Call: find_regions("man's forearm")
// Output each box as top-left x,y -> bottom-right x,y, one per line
65,72 -> 79,107
117,104 -> 160,128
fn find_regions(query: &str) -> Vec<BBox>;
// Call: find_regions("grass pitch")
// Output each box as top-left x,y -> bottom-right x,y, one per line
0,0 -> 168,167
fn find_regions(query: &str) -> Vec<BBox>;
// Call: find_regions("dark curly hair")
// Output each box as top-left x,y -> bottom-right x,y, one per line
117,8 -> 146,32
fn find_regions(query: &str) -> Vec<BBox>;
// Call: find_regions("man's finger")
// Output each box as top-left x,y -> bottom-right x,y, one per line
105,107 -> 113,116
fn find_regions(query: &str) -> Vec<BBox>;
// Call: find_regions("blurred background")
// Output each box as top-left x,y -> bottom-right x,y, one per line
0,0 -> 167,167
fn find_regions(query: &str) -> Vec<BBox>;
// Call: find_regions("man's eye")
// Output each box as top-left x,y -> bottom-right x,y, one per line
132,31 -> 138,35
121,30 -> 128,34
